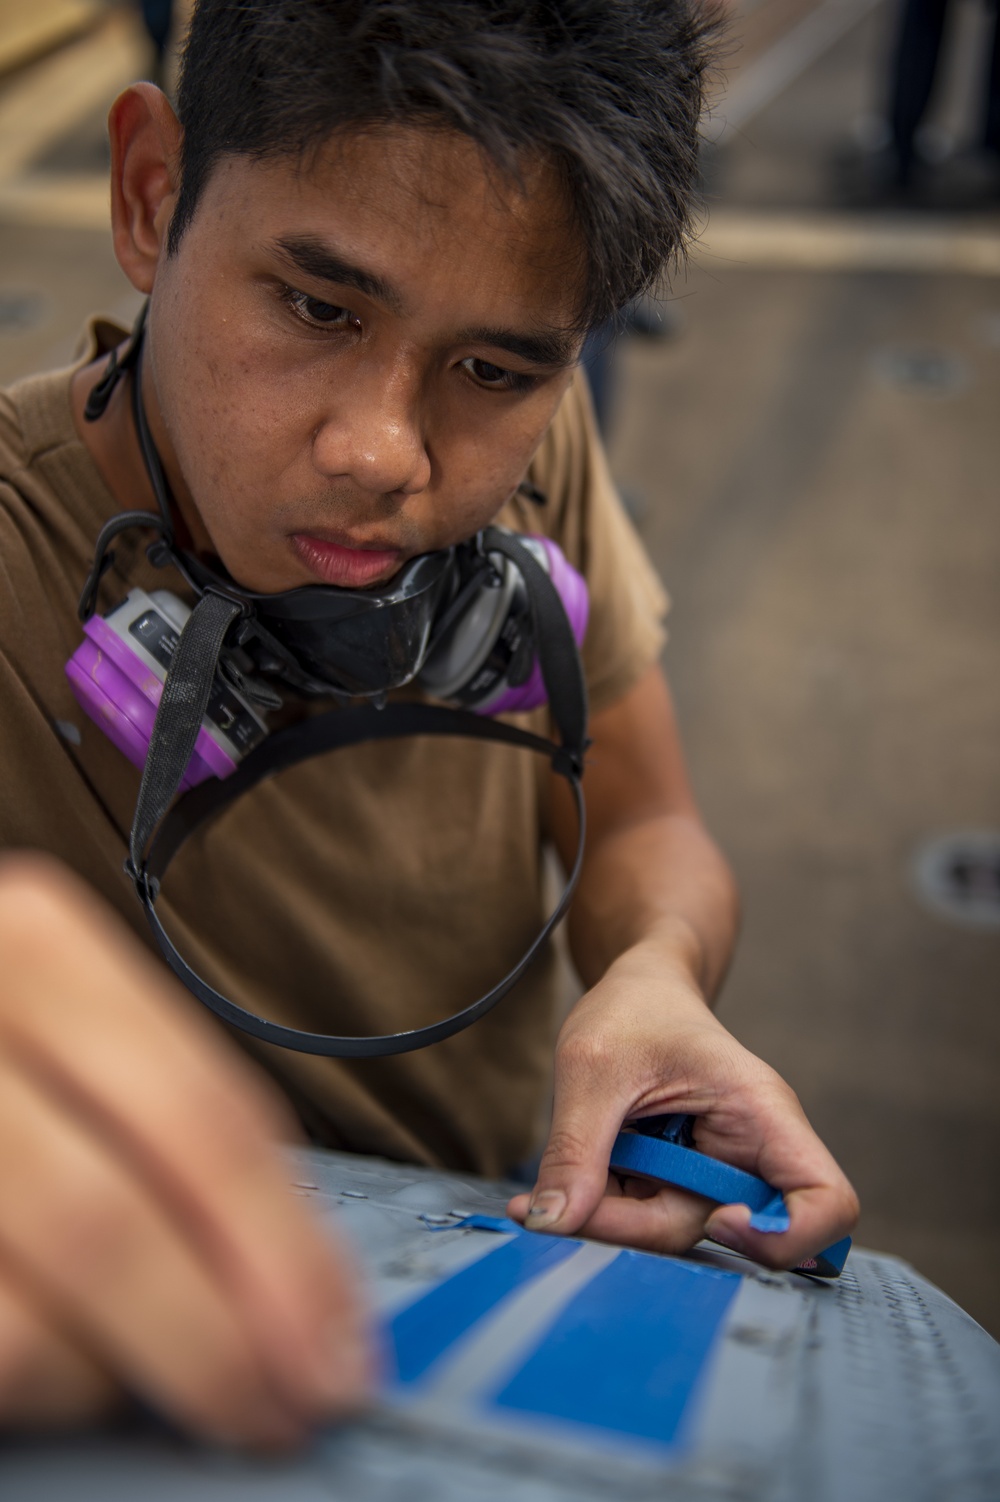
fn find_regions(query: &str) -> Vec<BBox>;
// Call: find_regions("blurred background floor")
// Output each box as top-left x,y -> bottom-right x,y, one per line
0,0 -> 998,1335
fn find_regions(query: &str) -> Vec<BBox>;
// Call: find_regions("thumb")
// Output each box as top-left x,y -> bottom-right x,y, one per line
516,1073 -> 624,1236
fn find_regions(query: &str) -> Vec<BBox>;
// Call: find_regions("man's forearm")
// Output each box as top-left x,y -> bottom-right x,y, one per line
531,675 -> 856,1264
566,812 -> 739,1001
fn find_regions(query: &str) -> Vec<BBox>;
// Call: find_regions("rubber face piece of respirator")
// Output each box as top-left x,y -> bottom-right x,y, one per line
189,546 -> 457,699
66,532 -> 588,791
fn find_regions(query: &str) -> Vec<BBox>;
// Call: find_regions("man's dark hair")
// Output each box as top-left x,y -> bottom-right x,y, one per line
171,0 -> 721,328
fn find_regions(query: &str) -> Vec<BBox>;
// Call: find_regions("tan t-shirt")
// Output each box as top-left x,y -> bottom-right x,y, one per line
0,321 -> 667,1176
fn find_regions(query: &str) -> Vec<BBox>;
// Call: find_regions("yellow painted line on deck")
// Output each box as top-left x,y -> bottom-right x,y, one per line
0,172 -> 109,229
695,211 -> 1000,276
1,187 -> 998,282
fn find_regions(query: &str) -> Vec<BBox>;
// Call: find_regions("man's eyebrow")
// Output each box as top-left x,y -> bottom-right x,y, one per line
271,237 -> 578,365
458,326 -> 579,368
271,235 -> 405,313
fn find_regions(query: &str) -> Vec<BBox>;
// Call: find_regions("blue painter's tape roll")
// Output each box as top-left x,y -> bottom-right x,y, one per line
609,1131 -> 851,1277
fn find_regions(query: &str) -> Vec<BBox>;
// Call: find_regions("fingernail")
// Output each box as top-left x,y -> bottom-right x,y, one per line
524,1190 -> 567,1229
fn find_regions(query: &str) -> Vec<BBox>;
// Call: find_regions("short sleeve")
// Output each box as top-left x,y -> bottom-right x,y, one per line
502,371 -> 669,716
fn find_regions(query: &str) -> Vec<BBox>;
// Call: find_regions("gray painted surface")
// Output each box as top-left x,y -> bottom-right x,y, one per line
2,1148 -> 998,1500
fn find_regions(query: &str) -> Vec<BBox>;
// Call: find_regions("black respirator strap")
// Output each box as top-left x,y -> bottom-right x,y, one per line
83,302 -> 149,422
135,701 -> 586,1058
77,508 -> 173,622
480,526 -> 588,773
127,591 -> 243,889
130,343 -> 175,532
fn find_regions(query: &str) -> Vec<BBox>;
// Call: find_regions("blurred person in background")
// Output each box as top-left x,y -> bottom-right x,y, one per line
889,0 -> 999,192
0,0 -> 857,1444
582,296 -> 679,440
136,0 -> 175,88
852,0 -> 1000,201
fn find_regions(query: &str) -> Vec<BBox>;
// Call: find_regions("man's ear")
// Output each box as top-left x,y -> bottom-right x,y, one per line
108,83 -> 183,294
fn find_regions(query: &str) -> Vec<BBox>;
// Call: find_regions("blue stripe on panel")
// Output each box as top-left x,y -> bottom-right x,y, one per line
490,1251 -> 740,1450
388,1233 -> 580,1385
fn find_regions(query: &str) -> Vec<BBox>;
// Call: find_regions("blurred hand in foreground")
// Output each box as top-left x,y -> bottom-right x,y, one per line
0,853 -> 372,1447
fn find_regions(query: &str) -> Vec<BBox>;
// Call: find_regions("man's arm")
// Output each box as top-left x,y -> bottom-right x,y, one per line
508,664 -> 859,1266
557,659 -> 738,999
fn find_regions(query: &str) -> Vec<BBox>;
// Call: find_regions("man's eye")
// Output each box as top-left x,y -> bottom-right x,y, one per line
463,357 -> 535,394
283,288 -> 356,329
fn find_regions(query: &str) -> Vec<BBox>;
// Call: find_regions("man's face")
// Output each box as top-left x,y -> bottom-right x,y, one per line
145,126 -> 585,593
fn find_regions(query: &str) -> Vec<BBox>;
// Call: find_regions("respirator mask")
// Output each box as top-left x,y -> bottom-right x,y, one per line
67,308 -> 590,1058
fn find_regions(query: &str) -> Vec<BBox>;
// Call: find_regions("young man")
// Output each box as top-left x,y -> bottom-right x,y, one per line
0,0 -> 857,1446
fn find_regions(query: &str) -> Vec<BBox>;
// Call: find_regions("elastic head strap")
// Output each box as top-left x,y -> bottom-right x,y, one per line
136,702 -> 586,1058
78,305 -> 178,618
117,503 -> 589,1057
77,508 -> 173,622
129,343 -> 175,532
83,302 -> 149,423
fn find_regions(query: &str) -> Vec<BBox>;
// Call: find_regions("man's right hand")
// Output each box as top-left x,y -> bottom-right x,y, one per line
0,853 -> 372,1446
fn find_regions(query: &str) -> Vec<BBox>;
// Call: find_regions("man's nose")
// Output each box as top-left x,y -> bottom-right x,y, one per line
311,357 -> 431,499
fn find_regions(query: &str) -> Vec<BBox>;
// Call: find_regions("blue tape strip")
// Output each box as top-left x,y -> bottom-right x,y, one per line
610,1132 -> 851,1275
748,1195 -> 792,1234
610,1133 -> 792,1231
424,1213 -> 525,1235
491,1250 -> 740,1450
388,1231 -> 579,1384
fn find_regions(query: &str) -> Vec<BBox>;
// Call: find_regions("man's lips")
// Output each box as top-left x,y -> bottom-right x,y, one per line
289,532 -> 404,588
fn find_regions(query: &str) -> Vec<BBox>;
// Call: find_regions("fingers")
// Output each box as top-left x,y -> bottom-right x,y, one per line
574,1177 -> 715,1253
0,1257 -> 118,1429
510,1173 -> 715,1256
0,855 -> 372,1440
706,1179 -> 860,1272
509,1029 -> 630,1237
511,1158 -> 858,1271
697,1077 -> 860,1269
0,1058 -> 310,1445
